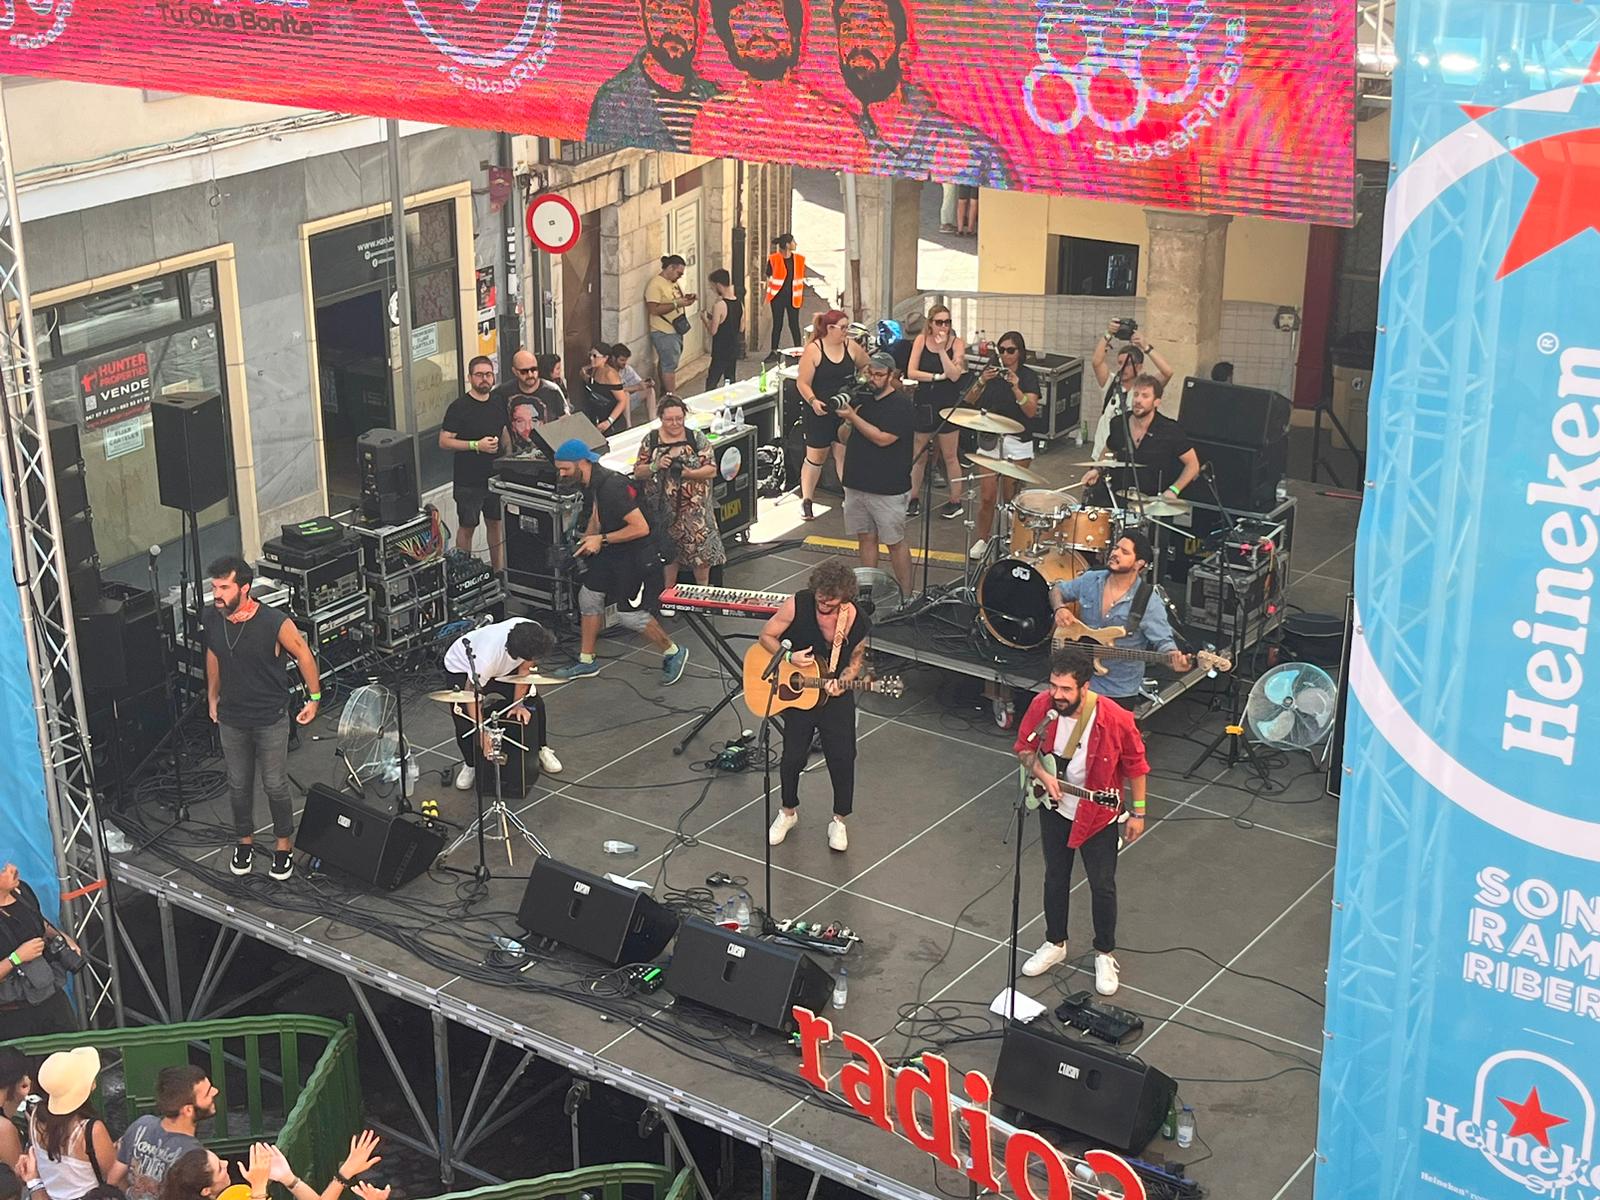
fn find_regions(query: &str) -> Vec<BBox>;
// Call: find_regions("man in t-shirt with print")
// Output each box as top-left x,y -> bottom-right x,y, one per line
440,355 -> 510,569
837,352 -> 916,599
117,1066 -> 217,1200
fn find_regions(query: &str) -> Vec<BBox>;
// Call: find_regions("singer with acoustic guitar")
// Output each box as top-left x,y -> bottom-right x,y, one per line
757,559 -> 872,853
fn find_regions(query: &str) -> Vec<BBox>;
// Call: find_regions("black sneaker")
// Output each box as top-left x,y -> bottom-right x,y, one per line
269,850 -> 294,881
940,500 -> 964,519
229,844 -> 253,876
906,497 -> 922,517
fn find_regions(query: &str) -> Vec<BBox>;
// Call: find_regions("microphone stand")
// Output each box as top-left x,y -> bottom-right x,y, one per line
758,639 -> 787,927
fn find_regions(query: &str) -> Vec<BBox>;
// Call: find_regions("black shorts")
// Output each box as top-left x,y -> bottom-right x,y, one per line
957,184 -> 978,201
803,404 -> 840,449
455,484 -> 502,528
913,402 -> 940,435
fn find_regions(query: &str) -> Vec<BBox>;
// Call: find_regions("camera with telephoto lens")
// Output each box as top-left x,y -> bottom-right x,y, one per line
1113,317 -> 1138,340
44,933 -> 84,973
828,383 -> 875,412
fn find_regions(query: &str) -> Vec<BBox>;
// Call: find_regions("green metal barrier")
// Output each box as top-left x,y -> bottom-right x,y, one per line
420,1165 -> 695,1200
6,1015 -> 361,1186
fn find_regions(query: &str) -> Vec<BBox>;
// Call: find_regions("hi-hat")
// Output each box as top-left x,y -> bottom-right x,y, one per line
965,454 -> 1047,485
427,689 -> 480,704
940,407 -> 1024,436
1069,459 -> 1137,469
1122,492 -> 1193,518
494,673 -> 567,687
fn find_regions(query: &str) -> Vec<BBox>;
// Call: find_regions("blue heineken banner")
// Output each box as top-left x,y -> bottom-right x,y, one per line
1320,3 -> 1600,1197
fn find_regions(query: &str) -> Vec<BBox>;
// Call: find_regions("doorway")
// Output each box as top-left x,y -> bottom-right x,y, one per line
662,197 -> 704,365
315,291 -> 390,511
562,214 -> 601,376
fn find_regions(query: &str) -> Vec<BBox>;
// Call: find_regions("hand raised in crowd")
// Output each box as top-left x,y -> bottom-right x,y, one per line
265,1145 -> 297,1185
339,1131 -> 383,1181
1129,331 -> 1152,352
245,1144 -> 275,1196
351,1185 -> 391,1200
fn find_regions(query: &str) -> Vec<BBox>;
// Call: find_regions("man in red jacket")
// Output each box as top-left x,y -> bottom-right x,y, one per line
1013,646 -> 1150,995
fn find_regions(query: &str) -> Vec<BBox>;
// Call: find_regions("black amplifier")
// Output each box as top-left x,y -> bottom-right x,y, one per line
261,536 -> 363,617
290,592 -> 369,676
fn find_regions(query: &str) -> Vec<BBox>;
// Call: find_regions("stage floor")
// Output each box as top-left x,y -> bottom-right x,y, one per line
110,445 -> 1357,1200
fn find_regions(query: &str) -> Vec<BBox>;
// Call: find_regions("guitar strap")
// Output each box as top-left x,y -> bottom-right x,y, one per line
827,602 -> 855,678
1055,690 -> 1098,766
1126,578 -> 1155,629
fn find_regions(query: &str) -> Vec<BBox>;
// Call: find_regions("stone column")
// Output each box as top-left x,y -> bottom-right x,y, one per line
852,174 -> 923,321
1143,209 -> 1231,413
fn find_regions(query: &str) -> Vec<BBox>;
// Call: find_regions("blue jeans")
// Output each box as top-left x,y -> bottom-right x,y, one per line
219,717 -> 294,839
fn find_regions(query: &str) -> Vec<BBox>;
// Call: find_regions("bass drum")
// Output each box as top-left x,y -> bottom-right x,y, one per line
977,552 -> 1089,650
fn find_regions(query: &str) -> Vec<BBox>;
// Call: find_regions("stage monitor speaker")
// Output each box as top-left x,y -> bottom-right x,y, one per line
80,584 -> 165,696
517,857 -> 678,966
295,783 -> 444,890
663,919 -> 833,1032
42,420 -> 101,602
152,392 -> 230,512
1179,378 -> 1291,449
993,1020 -> 1176,1154
76,598 -> 131,692
357,429 -> 419,525
1188,435 -> 1286,513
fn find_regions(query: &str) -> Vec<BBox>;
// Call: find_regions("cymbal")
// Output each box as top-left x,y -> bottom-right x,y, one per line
1124,493 -> 1193,518
940,406 -> 1024,435
965,454 -> 1047,485
1069,459 -> 1137,469
426,689 -> 480,704
493,673 -> 567,686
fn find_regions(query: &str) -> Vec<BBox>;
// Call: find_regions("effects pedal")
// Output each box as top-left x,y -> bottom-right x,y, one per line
770,917 -> 860,956
626,964 -> 665,993
1055,990 -> 1144,1043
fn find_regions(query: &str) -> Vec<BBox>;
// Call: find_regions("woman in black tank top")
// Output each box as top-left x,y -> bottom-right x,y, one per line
794,310 -> 870,520
906,304 -> 968,520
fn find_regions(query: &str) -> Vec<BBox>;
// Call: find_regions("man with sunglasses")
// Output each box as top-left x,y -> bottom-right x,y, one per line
441,355 -> 511,569
966,331 -> 1040,561
492,347 -> 568,431
837,351 -> 916,598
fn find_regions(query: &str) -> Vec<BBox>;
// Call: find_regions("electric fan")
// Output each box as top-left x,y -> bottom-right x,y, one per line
1244,662 -> 1339,750
336,684 -> 400,784
852,566 -> 902,617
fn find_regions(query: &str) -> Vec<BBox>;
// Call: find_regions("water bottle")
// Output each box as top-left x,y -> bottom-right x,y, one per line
1275,479 -> 1289,504
404,757 -> 419,798
734,889 -> 752,930
734,405 -> 746,429
831,968 -> 848,1010
1175,1105 -> 1195,1149
602,840 -> 637,855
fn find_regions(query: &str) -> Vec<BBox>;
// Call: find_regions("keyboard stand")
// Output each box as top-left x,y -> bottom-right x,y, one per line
671,612 -> 782,756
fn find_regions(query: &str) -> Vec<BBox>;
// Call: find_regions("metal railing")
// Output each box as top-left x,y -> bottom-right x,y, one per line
421,1164 -> 695,1200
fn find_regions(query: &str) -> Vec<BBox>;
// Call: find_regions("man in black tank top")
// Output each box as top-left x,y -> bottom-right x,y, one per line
702,268 -> 744,391
757,559 -> 872,852
203,557 -> 322,882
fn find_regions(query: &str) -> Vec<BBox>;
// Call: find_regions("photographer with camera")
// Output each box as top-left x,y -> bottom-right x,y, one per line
0,862 -> 80,1039
837,353 -> 916,599
1090,319 -> 1173,461
794,311 -> 871,521
633,395 -> 726,592
964,331 -> 1040,560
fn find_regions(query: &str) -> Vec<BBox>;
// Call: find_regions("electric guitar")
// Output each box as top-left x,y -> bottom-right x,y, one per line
1019,750 -> 1123,814
741,644 -> 904,717
1051,611 -> 1232,676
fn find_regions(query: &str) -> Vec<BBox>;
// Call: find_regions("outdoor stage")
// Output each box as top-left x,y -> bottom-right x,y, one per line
105,450 -> 1356,1200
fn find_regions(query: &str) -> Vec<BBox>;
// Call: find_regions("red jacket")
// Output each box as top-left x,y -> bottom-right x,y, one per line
1013,692 -> 1150,847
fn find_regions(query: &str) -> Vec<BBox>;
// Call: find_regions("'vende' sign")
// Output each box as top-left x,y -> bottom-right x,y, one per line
79,349 -> 152,430
0,0 -> 1352,224
794,1008 -> 1147,1200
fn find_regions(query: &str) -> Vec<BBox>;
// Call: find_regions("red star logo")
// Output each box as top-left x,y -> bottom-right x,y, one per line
1499,1086 -> 1569,1149
1497,126 -> 1600,278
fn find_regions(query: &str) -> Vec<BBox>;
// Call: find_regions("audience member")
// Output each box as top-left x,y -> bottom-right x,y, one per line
260,1130 -> 381,1200
28,1050 -> 121,1200
0,863 -> 80,1039
155,1149 -> 232,1200
1,1161 -> 20,1200
116,1069 -> 214,1200
0,1047 -> 31,1168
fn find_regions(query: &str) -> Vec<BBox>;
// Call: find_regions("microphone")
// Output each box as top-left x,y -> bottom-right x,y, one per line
148,544 -> 162,559
763,639 -> 791,681
1199,462 -> 1215,480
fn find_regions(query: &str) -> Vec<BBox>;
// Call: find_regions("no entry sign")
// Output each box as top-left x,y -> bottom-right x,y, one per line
526,194 -> 579,255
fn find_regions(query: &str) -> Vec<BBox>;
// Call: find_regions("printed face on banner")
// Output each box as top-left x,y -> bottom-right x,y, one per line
0,0 -> 1351,222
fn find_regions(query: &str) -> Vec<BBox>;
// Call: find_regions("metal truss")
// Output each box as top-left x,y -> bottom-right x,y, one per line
0,87 -> 121,1025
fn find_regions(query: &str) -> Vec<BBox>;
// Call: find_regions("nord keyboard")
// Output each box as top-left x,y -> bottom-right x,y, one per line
660,584 -> 787,619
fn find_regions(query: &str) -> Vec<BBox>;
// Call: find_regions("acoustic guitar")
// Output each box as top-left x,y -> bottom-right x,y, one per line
741,644 -> 904,717
1051,611 -> 1232,676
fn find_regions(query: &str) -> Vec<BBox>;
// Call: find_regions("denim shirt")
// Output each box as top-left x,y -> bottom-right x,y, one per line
1054,569 -> 1177,698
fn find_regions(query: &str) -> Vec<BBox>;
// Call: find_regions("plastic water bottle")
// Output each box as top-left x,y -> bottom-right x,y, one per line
602,840 -> 637,855
734,405 -> 746,429
734,889 -> 752,930
832,968 -> 848,1010
1175,1105 -> 1195,1149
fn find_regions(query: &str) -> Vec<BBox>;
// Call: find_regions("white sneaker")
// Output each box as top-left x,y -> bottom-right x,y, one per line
769,808 -> 798,845
1022,941 -> 1068,977
1095,952 -> 1121,996
454,763 -> 476,791
827,818 -> 848,852
538,746 -> 563,774
968,538 -> 988,561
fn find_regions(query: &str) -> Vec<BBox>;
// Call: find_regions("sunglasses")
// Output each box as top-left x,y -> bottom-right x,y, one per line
931,318 -> 951,325
514,366 -> 537,374
999,345 -> 1020,354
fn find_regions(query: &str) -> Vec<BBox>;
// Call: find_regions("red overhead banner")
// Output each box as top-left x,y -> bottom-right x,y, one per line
0,0 -> 1354,223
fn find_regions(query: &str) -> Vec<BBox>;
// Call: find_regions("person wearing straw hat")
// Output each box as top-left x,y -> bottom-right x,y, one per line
28,1049 -> 122,1200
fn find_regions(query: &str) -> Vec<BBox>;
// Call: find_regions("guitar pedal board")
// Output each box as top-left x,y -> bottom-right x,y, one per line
771,917 -> 860,956
1055,989 -> 1144,1043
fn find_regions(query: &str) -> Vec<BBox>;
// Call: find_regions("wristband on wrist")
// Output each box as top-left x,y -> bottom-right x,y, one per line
8,951 -> 19,967
1132,803 -> 1146,815
308,693 -> 320,702
334,1171 -> 353,1188
469,439 -> 478,451
1167,484 -> 1180,497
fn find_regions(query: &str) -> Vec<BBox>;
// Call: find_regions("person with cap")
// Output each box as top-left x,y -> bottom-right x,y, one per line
0,861 -> 79,1040
548,439 -> 690,684
836,352 -> 916,599
28,1048 -> 122,1200
1048,530 -> 1192,708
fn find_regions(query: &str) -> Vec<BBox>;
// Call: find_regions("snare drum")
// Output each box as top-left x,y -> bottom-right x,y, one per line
1008,489 -> 1073,557
1063,506 -> 1113,553
976,551 -> 1089,649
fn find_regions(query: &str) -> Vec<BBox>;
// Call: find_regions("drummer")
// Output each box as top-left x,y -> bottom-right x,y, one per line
965,331 -> 1041,561
1049,530 -> 1192,707
1081,373 -> 1200,509
442,617 -> 564,792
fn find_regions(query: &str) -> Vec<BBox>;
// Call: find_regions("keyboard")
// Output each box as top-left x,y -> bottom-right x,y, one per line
660,584 -> 787,619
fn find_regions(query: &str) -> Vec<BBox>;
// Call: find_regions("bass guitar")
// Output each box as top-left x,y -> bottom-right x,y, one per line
741,644 -> 904,717
1051,611 -> 1232,676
